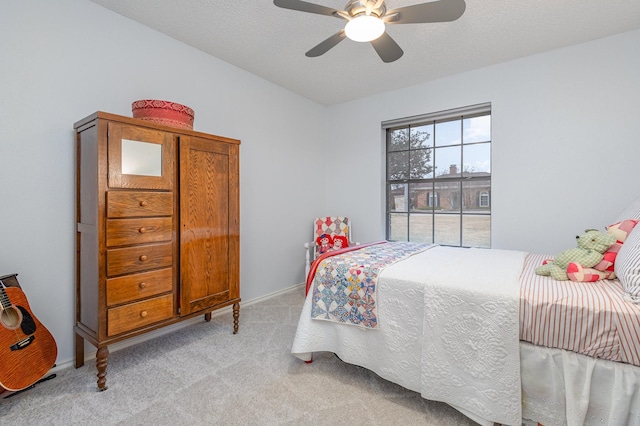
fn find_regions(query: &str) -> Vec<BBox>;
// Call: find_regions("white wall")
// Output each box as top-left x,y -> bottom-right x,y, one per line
0,0 -> 326,366
325,29 -> 640,255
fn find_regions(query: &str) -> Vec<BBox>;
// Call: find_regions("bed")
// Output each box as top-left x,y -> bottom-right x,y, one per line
292,201 -> 640,426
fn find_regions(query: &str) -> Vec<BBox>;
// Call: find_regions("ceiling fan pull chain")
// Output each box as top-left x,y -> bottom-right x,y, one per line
365,0 -> 383,15
365,1 -> 373,15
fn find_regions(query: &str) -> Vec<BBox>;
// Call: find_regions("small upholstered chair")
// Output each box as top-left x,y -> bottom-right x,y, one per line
304,216 -> 357,278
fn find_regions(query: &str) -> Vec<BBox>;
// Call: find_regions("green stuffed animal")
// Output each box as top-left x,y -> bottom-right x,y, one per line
535,229 -> 617,281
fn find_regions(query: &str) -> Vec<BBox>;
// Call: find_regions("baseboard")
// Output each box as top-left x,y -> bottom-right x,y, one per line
52,283 -> 306,373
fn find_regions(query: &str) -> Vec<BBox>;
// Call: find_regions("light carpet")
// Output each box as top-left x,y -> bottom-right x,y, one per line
1,285 -> 478,425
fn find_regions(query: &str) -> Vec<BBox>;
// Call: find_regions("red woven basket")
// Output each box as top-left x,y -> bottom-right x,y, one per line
131,99 -> 195,130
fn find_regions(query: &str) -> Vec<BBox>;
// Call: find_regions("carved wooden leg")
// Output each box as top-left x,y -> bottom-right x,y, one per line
96,346 -> 109,391
233,302 -> 240,334
75,333 -> 85,368
204,312 -> 212,322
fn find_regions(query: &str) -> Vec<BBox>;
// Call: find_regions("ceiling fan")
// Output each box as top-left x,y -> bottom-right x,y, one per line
273,0 -> 466,63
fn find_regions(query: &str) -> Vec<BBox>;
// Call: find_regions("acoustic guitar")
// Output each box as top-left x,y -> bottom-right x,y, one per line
0,277 -> 57,392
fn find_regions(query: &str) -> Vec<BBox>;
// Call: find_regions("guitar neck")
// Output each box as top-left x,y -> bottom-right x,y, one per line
0,286 -> 11,310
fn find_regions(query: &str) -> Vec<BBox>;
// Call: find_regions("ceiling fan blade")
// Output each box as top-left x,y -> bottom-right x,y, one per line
387,0 -> 466,24
370,32 -> 403,63
273,0 -> 340,17
306,30 -> 347,57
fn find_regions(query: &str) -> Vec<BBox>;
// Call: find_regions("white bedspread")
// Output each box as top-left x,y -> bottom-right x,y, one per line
416,246 -> 527,425
292,245 -> 527,426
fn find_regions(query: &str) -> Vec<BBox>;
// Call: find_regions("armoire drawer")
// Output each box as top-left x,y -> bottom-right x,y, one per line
106,217 -> 173,247
107,191 -> 173,218
107,294 -> 174,336
107,242 -> 172,276
106,268 -> 173,306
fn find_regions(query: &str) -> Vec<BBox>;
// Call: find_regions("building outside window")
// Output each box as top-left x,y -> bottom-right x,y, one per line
384,103 -> 491,248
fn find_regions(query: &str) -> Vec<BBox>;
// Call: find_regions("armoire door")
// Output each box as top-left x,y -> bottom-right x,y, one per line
179,136 -> 240,316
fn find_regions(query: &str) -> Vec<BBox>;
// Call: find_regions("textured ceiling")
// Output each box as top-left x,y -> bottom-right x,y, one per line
88,0 -> 640,106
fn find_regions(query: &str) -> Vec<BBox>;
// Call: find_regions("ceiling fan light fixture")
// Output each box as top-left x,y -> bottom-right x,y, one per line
344,15 -> 385,42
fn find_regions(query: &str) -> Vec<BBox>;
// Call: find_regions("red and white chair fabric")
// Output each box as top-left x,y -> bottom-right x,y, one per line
304,216 -> 356,278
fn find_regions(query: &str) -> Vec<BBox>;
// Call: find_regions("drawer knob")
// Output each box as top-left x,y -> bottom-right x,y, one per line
139,200 -> 148,207
140,311 -> 148,318
138,227 -> 147,234
139,282 -> 147,289
139,255 -> 148,261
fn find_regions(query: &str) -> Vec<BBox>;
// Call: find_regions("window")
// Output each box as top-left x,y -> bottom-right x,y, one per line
479,191 -> 490,208
428,192 -> 439,208
384,104 -> 491,248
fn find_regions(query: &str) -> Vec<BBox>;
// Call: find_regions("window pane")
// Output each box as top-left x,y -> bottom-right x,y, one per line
435,119 -> 461,147
389,128 -> 409,151
389,184 -> 408,212
409,213 -> 433,243
434,181 -> 461,213
463,143 -> 490,175
462,179 -> 490,213
388,151 -> 408,180
411,124 -> 433,148
410,148 -> 433,179
409,182 -> 433,212
463,115 -> 491,143
389,213 -> 408,241
434,214 -> 460,246
435,146 -> 461,177
462,214 -> 490,248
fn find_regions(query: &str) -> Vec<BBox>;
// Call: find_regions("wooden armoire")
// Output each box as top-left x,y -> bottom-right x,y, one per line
74,111 -> 240,390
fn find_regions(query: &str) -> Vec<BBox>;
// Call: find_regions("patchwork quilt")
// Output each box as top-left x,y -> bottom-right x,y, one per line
310,241 -> 434,329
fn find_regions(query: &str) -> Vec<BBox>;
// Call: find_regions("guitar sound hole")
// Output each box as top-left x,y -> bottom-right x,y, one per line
0,306 -> 23,330
18,306 -> 36,335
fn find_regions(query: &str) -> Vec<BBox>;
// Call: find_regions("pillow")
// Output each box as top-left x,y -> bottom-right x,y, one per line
614,223 -> 640,303
616,196 -> 640,222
